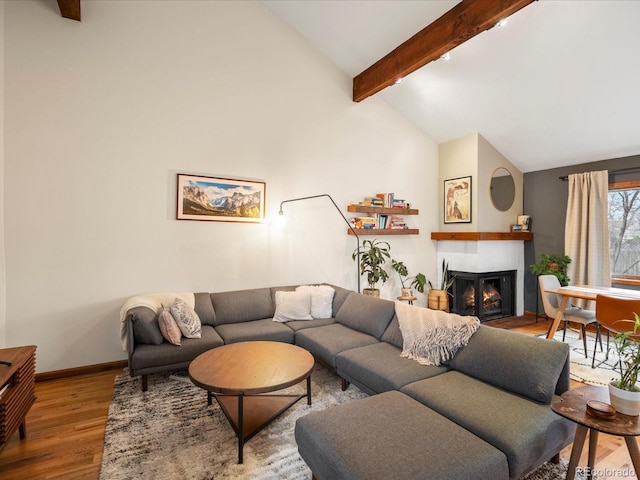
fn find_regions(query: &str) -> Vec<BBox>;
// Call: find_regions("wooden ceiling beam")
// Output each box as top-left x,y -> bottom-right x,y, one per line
353,0 -> 536,102
57,0 -> 81,22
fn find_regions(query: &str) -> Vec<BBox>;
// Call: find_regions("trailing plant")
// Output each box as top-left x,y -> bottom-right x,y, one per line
352,239 -> 391,290
612,313 -> 640,392
391,259 -> 427,293
529,253 -> 571,286
428,259 -> 456,291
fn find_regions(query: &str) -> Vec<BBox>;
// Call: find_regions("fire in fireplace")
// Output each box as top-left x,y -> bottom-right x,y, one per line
449,270 -> 515,322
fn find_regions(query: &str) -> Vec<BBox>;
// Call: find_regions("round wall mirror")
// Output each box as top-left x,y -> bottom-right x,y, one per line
490,167 -> 515,211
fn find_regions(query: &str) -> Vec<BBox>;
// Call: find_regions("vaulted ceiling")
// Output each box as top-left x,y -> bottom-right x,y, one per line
264,0 -> 640,173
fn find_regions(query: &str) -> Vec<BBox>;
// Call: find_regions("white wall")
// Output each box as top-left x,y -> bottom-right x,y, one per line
3,1 -> 438,372
0,0 -> 6,347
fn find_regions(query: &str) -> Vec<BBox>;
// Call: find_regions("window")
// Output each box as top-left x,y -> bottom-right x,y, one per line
609,181 -> 640,283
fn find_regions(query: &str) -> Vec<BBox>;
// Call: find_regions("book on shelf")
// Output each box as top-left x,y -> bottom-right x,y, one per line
352,193 -> 410,209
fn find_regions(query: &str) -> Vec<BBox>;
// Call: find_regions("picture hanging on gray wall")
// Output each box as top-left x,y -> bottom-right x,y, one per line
176,174 -> 266,223
444,176 -> 472,223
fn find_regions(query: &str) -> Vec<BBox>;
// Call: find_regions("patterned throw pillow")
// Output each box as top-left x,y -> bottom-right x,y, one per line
296,285 -> 335,318
158,305 -> 182,346
170,298 -> 202,338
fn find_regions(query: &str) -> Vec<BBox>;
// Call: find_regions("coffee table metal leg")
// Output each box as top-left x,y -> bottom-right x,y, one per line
567,424 -> 588,480
238,393 -> 244,464
307,376 -> 312,406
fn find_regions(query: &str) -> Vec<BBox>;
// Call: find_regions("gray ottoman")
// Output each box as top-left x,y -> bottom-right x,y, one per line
295,390 -> 509,480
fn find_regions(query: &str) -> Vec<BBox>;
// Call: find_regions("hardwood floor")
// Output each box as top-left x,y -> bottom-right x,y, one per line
0,317 -> 636,479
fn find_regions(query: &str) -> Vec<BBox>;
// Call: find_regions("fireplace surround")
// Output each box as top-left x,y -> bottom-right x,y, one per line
449,270 -> 516,322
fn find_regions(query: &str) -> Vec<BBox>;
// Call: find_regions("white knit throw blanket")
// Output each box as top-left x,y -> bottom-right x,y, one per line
119,292 -> 194,350
395,301 -> 480,366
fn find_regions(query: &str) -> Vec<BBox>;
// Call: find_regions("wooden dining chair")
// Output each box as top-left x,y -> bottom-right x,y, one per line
593,294 -> 640,368
539,274 -> 598,358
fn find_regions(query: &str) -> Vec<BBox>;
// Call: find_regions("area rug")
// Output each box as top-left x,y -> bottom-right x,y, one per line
542,329 -> 620,387
100,363 -> 589,480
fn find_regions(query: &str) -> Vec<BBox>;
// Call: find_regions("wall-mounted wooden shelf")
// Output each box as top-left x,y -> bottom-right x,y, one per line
347,205 -> 419,215
430,232 -> 533,241
349,228 -> 419,236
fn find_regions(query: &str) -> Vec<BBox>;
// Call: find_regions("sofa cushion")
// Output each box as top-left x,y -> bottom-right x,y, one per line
295,390 -> 509,480
296,285 -> 335,318
273,291 -> 313,322
158,307 -> 182,346
130,325 -> 224,372
380,314 -> 403,348
211,288 -> 274,325
170,299 -> 202,338
194,292 -> 216,326
215,318 -> 294,344
401,372 -> 575,479
447,325 -> 569,404
335,293 -> 395,339
285,317 -> 336,332
327,284 -> 352,317
129,306 -> 164,345
336,342 -> 448,395
295,323 -> 379,368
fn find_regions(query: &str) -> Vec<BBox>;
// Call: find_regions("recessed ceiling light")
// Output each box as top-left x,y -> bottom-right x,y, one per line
497,18 -> 508,28
441,52 -> 451,61
395,77 -> 403,85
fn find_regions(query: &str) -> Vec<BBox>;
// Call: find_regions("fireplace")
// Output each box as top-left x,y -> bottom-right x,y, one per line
448,270 -> 516,322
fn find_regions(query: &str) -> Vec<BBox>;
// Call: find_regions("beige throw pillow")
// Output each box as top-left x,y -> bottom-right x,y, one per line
296,285 -> 335,318
273,291 -> 313,322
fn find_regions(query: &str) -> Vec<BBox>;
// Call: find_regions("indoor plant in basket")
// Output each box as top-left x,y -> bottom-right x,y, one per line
427,259 -> 456,311
609,313 -> 640,416
352,239 -> 391,297
529,253 -> 571,286
391,259 -> 427,298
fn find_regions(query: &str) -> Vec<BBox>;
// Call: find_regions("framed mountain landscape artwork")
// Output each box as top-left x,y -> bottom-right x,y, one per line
177,174 -> 266,223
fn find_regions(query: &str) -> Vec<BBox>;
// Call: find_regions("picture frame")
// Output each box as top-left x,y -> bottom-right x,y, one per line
176,174 -> 266,223
444,176 -> 472,224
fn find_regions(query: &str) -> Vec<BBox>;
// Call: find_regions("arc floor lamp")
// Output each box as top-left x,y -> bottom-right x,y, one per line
278,194 -> 361,293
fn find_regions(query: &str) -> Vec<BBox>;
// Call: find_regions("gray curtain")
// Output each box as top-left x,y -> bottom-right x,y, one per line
564,170 -> 610,307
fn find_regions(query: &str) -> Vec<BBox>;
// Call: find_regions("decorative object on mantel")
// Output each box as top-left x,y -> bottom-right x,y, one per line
279,194 -> 361,293
176,174 -> 265,223
427,259 -> 455,311
444,176 -> 471,224
517,214 -> 531,232
352,239 -> 391,297
430,231 -> 533,241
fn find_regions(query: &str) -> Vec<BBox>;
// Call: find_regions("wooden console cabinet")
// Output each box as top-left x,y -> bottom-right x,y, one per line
0,345 -> 37,452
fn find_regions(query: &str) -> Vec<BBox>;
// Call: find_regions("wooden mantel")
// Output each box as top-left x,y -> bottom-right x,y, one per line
431,232 -> 533,241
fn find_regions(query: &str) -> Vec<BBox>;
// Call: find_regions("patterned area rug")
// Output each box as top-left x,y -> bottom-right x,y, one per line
543,328 -> 619,387
100,363 -> 588,480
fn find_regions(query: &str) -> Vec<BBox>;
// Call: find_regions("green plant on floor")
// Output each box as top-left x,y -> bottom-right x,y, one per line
529,253 -> 571,286
352,239 -> 391,291
391,259 -> 427,293
612,313 -> 640,392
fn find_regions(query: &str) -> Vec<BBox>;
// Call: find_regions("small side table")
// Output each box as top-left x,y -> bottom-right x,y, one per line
551,385 -> 640,480
397,296 -> 417,305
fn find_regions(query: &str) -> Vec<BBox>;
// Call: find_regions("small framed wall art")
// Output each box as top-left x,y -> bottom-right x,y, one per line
444,176 -> 472,224
177,174 -> 266,223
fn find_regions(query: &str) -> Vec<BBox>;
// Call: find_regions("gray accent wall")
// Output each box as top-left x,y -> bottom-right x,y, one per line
523,154 -> 640,315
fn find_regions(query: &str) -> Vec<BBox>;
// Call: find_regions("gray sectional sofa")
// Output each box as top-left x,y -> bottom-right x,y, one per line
122,284 -> 575,479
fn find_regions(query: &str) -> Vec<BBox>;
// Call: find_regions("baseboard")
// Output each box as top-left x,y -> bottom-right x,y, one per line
35,360 -> 127,382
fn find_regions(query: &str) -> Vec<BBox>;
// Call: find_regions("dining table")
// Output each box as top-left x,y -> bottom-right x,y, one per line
544,285 -> 640,340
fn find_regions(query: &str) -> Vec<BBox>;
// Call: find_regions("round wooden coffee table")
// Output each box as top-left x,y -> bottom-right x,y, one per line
551,385 -> 640,480
188,341 -> 315,464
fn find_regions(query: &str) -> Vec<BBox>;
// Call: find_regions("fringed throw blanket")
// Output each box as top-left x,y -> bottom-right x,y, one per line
395,301 -> 480,366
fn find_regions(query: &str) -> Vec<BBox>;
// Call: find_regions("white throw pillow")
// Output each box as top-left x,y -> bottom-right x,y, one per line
170,298 -> 202,338
296,285 -> 335,319
273,291 -> 313,322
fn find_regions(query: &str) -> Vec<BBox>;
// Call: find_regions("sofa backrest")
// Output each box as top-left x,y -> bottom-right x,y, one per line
446,325 -> 570,404
380,314 -> 403,348
194,292 -> 216,326
335,293 -> 395,339
211,288 -> 274,325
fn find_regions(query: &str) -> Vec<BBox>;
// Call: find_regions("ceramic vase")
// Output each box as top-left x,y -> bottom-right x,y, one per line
609,381 -> 640,416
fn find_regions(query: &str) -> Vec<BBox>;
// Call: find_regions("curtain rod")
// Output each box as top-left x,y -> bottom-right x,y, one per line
559,166 -> 640,181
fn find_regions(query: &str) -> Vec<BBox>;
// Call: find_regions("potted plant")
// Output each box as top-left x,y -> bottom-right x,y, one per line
609,313 -> 640,416
391,259 -> 427,297
427,259 -> 456,311
352,239 -> 391,297
530,253 -> 571,286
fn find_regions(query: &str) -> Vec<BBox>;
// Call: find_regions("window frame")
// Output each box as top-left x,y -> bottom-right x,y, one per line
609,179 -> 640,286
